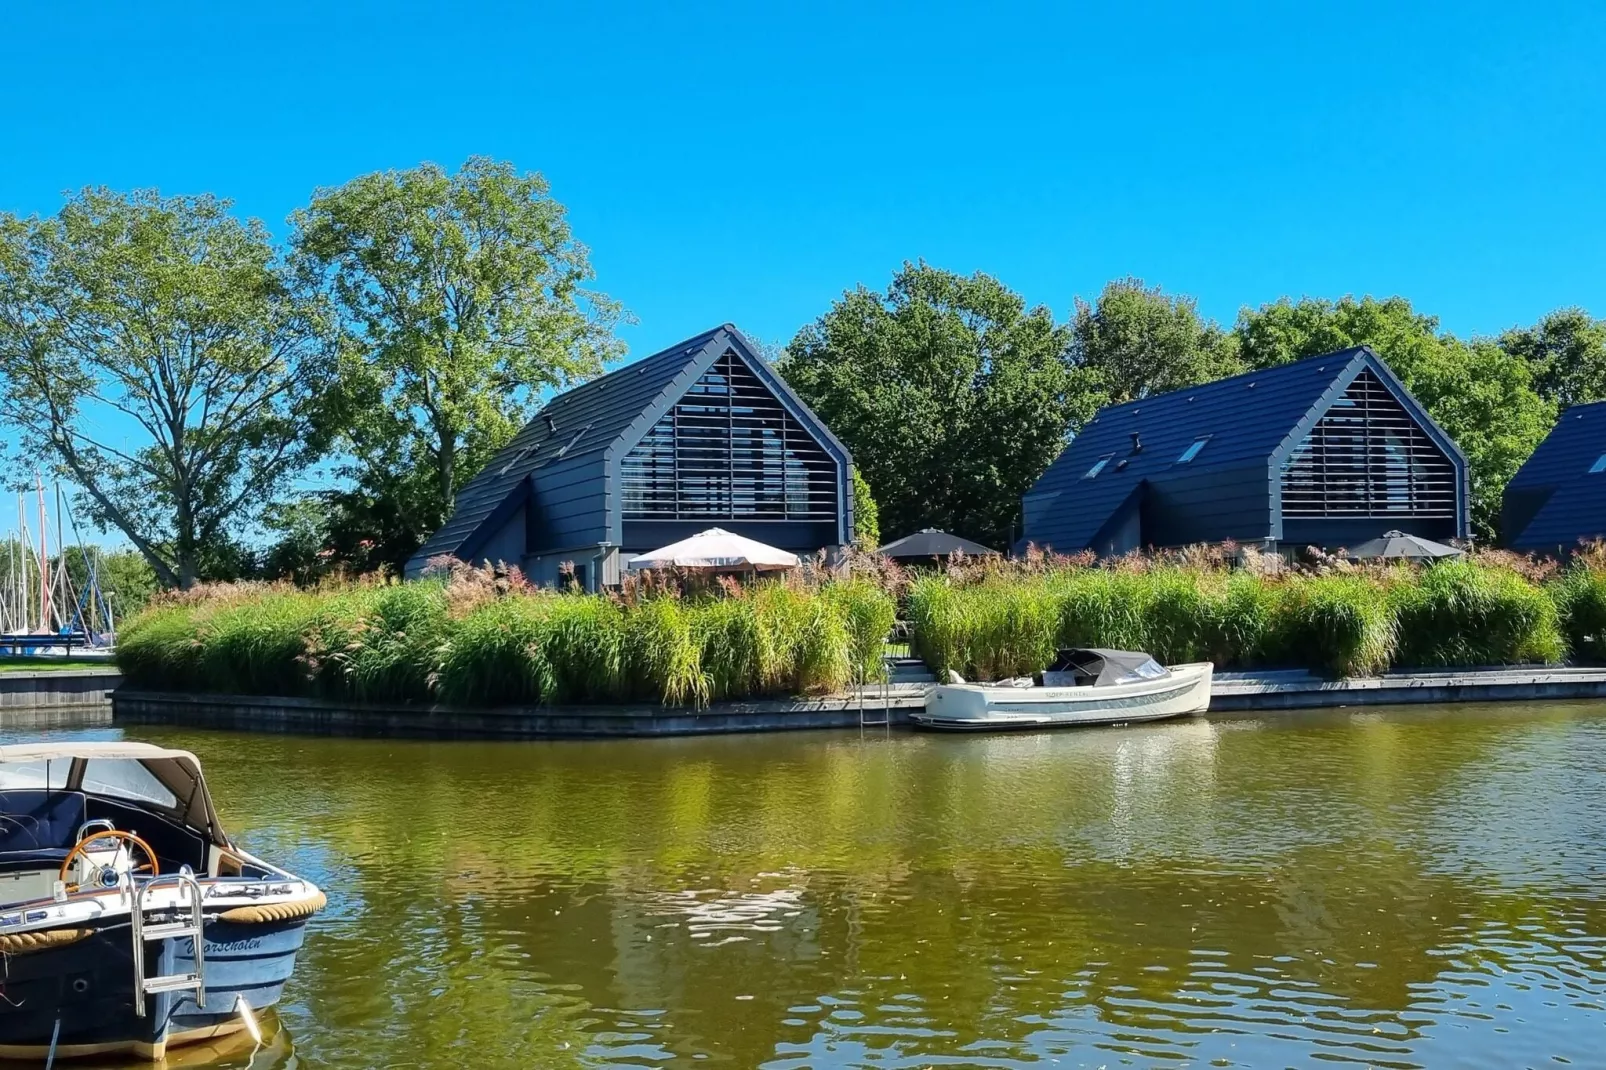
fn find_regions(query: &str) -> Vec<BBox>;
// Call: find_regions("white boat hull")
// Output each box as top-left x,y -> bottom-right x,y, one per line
912,662 -> 1214,731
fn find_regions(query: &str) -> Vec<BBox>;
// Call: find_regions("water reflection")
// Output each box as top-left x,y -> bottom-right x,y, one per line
6,702 -> 1606,1067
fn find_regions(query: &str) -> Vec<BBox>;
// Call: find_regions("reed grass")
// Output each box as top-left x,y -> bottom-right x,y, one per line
903,555 -> 1565,681
1391,560 -> 1563,667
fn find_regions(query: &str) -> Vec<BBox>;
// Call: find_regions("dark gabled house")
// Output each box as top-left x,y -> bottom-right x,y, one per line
405,325 -> 854,588
1503,401 -> 1606,554
1021,346 -> 1470,556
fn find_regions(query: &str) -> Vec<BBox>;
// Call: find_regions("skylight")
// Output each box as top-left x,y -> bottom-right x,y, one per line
1084,454 -> 1114,479
1591,453 -> 1606,474
1177,437 -> 1209,464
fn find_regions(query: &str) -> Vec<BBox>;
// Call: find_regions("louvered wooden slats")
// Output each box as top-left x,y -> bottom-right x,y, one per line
1279,370 -> 1457,519
621,350 -> 839,521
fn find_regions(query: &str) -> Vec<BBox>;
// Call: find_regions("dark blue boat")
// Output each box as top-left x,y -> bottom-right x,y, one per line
0,743 -> 322,1061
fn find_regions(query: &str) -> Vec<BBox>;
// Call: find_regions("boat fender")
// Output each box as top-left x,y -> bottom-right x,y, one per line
0,928 -> 95,955
218,891 -> 327,924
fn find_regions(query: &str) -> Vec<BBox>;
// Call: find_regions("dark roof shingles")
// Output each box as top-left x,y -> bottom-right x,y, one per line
1026,350 -> 1369,549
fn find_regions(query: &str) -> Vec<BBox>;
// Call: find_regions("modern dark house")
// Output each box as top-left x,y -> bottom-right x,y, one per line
1021,346 -> 1470,556
1503,401 -> 1606,554
405,325 -> 855,588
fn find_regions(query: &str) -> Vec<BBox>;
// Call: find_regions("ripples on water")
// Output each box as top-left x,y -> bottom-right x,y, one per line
9,702 -> 1606,1068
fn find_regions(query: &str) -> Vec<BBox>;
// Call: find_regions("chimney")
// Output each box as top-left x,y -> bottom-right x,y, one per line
543,413 -> 557,434
1130,431 -> 1142,453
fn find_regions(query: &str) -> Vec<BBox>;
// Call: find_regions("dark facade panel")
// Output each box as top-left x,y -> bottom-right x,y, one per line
621,519 -> 840,555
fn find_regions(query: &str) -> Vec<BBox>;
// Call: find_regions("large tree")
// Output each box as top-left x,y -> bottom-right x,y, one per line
0,189 -> 335,588
292,157 -> 627,563
1497,307 -> 1606,410
1071,277 -> 1243,404
785,263 -> 1098,548
1235,295 -> 1555,541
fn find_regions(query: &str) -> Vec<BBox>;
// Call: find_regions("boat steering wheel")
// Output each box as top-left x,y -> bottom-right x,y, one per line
58,829 -> 160,890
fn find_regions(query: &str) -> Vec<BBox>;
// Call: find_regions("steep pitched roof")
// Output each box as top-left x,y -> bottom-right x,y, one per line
408,324 -> 852,568
1023,347 -> 1464,550
1504,401 -> 1606,549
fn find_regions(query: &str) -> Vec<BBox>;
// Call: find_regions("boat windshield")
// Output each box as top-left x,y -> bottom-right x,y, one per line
1114,658 -> 1170,683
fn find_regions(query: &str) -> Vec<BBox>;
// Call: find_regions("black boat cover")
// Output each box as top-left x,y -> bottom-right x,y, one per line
1043,648 -> 1170,686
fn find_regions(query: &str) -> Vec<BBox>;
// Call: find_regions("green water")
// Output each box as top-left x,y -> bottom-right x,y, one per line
10,703 -> 1606,1068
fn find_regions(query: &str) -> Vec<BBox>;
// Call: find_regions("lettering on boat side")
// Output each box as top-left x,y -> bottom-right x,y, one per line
206,937 -> 263,954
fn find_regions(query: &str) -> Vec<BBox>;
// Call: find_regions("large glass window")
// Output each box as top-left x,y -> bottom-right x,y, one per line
621,350 -> 838,521
1279,370 -> 1457,519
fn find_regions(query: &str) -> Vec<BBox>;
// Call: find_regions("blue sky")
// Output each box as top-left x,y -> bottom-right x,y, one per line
3,1 -> 1605,542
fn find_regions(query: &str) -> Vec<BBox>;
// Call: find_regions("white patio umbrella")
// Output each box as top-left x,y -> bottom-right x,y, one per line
626,527 -> 800,572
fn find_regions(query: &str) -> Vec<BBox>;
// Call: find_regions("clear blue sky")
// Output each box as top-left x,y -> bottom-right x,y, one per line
3,1 -> 1605,540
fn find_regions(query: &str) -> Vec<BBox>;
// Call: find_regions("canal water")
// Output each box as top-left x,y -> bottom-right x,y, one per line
7,702 -> 1606,1068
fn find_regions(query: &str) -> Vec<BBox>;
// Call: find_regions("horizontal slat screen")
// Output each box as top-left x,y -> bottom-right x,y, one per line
622,349 -> 839,522
1280,370 -> 1457,519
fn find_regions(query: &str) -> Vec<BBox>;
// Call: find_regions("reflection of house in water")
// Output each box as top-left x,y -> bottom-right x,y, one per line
1021,347 -> 1470,555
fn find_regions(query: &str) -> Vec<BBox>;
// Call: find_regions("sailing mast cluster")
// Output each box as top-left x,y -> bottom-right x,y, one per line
1,475 -> 117,653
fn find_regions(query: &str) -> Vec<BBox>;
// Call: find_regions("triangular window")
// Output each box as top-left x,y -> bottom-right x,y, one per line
1280,369 -> 1456,519
621,350 -> 838,520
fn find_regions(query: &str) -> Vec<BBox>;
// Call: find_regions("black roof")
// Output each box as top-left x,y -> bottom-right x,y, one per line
408,325 -> 853,569
876,529 -> 998,558
1023,346 -> 1466,551
1504,401 -> 1606,550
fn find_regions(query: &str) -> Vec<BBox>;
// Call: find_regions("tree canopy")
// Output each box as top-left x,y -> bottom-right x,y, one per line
0,188 -> 335,587
784,263 -> 1099,548
1073,278 -> 1243,404
291,157 -> 627,567
1497,307 -> 1606,411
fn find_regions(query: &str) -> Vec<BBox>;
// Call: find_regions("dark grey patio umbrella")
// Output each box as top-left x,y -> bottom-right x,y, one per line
876,529 -> 999,559
1347,530 -> 1464,561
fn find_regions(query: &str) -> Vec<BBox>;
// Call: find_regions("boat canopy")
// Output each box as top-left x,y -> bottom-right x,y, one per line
1044,648 -> 1170,687
0,742 -> 228,847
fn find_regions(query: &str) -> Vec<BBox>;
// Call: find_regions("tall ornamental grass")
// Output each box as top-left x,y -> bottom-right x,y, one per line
905,555 -> 1568,681
1391,560 -> 1563,667
120,572 -> 896,710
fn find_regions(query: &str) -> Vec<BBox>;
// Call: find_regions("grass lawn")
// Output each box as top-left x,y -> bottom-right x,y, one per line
0,657 -> 116,673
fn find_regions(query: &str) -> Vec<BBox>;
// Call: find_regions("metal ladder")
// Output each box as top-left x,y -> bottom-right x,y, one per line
857,658 -> 892,728
130,870 -> 206,1017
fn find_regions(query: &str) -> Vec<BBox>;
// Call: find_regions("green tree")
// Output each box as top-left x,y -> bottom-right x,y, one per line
1235,295 -> 1555,540
1497,307 -> 1606,409
1072,277 -> 1243,404
292,157 -> 627,562
0,189 -> 335,588
785,263 -> 1098,548
851,467 -> 880,547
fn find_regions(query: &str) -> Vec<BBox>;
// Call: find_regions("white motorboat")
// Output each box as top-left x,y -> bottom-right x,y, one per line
912,648 -> 1213,731
0,742 -> 323,1061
